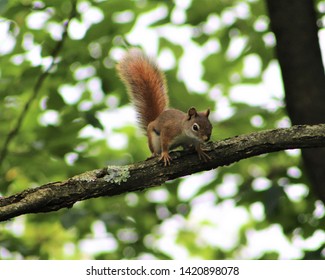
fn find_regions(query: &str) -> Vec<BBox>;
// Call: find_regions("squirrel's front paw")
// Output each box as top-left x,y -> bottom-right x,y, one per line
159,151 -> 172,166
196,145 -> 211,162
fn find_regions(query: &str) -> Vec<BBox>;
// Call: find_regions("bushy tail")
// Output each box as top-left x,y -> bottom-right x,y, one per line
117,49 -> 169,131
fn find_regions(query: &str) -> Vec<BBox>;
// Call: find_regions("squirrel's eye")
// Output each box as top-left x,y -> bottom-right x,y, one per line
192,123 -> 199,131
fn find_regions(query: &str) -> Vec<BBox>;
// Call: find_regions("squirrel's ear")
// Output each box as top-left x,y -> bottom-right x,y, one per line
188,107 -> 198,120
205,108 -> 210,117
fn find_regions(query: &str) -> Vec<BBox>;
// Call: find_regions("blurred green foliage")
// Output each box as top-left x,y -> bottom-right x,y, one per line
0,0 -> 324,260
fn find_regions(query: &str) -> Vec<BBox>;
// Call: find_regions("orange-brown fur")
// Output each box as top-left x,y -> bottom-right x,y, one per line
117,49 -> 212,166
117,49 -> 168,132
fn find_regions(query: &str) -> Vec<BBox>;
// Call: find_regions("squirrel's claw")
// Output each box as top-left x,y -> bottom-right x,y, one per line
196,145 -> 211,162
159,151 -> 172,166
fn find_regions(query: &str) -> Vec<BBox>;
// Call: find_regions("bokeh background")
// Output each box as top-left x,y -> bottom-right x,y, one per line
0,0 -> 325,259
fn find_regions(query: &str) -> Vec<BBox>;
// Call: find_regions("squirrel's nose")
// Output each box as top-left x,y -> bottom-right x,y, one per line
203,135 -> 210,142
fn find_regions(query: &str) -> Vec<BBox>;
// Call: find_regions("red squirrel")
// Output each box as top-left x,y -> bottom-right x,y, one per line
117,49 -> 212,166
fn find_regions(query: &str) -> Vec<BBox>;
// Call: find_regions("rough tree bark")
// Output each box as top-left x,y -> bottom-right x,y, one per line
1,124 -> 325,222
266,0 -> 325,201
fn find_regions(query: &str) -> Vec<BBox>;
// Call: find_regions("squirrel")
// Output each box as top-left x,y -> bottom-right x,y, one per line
117,49 -> 212,166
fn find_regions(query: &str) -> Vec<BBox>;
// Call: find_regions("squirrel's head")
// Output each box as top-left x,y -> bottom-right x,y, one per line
185,107 -> 212,142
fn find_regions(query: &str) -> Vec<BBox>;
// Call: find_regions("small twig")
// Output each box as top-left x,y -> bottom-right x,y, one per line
0,0 -> 77,168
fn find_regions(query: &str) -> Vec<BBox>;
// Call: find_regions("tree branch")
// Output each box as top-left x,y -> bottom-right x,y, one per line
1,124 -> 325,222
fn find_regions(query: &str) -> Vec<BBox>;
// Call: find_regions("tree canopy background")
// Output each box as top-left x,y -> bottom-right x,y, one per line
0,0 -> 325,259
